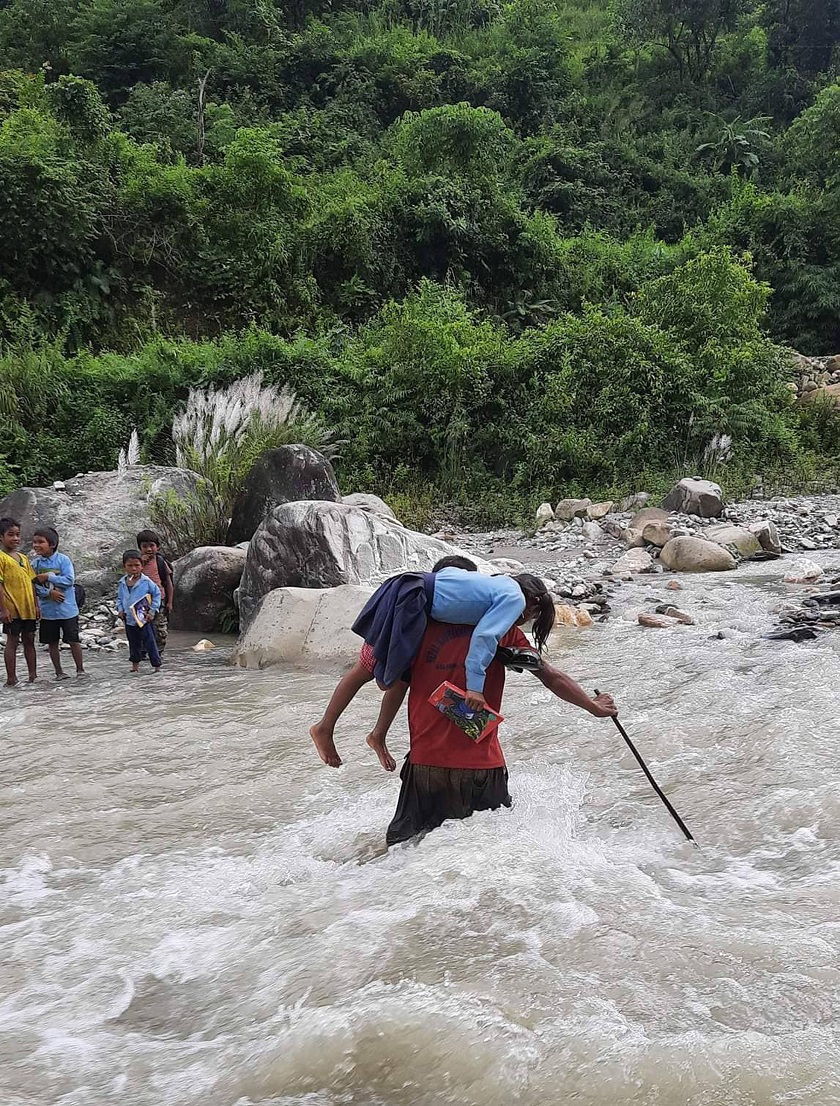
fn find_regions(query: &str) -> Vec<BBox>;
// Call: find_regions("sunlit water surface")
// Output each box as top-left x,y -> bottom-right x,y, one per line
2,560 -> 840,1105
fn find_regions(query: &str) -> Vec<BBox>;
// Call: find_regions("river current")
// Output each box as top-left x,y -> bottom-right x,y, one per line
2,560 -> 839,1105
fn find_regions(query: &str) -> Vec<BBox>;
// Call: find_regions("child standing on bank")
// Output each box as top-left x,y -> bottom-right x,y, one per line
117,550 -> 162,673
136,530 -> 174,655
0,516 -> 38,686
31,527 -> 85,680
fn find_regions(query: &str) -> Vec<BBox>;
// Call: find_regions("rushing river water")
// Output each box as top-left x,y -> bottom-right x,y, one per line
3,560 -> 840,1105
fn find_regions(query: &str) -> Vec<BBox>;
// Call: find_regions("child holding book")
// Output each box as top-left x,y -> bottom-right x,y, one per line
117,550 -> 162,673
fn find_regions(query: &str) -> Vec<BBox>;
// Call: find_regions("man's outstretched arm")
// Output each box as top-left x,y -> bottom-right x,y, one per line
533,661 -> 617,717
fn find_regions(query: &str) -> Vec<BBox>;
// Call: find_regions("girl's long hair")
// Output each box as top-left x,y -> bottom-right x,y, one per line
514,573 -> 555,653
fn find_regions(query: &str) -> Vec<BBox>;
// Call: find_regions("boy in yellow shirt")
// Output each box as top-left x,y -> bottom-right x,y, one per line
0,516 -> 39,686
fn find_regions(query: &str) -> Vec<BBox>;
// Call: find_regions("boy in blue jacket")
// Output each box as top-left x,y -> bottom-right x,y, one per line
116,550 -> 162,673
31,527 -> 85,679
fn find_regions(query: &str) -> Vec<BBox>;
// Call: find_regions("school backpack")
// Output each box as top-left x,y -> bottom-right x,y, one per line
156,553 -> 174,598
74,582 -> 86,611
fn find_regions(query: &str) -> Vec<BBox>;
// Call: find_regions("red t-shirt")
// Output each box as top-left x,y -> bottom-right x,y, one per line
407,621 -> 531,769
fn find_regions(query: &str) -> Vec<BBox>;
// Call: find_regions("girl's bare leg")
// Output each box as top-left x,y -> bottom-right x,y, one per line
366,682 -> 407,772
22,632 -> 36,682
4,634 -> 18,686
310,662 -> 374,767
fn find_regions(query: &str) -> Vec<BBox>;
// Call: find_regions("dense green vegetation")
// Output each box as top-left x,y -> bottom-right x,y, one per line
1,0 -> 839,520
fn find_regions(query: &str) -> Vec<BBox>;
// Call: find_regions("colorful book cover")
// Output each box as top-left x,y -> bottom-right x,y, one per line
128,594 -> 153,628
428,681 -> 503,743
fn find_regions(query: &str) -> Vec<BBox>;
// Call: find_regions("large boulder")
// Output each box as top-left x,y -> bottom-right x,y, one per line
238,501 -> 495,630
662,478 -> 724,518
631,506 -> 669,530
704,523 -> 762,561
660,536 -> 737,573
341,493 -> 398,522
749,519 -> 782,557
226,445 -> 340,545
555,498 -> 591,521
233,584 -> 374,669
171,546 -> 247,632
611,548 -> 653,575
0,466 -> 200,599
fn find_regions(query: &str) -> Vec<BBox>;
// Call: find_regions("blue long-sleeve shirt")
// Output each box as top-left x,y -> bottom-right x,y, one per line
430,568 -> 526,692
117,573 -> 161,627
31,552 -> 79,620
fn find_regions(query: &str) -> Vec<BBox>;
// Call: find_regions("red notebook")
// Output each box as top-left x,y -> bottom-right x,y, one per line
428,681 -> 503,743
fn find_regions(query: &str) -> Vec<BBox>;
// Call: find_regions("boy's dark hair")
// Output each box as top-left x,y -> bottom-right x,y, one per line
33,526 -> 59,550
513,573 -> 556,654
122,549 -> 143,566
0,516 -> 20,536
432,555 -> 478,572
136,529 -> 161,547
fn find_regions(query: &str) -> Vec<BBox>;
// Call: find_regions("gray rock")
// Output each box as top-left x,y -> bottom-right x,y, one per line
233,584 -> 374,669
581,520 -> 604,542
619,492 -> 650,512
631,506 -> 669,531
586,501 -> 613,520
342,493 -> 398,522
238,501 -> 495,630
611,548 -> 654,575
704,524 -> 762,561
555,498 -> 591,521
748,520 -> 782,557
535,502 -> 555,527
0,466 -> 201,599
226,445 -> 340,545
660,536 -> 737,573
171,545 -> 247,632
662,478 -> 724,518
641,520 -> 672,548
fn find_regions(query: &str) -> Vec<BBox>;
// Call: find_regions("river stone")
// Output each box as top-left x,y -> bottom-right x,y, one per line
0,466 -> 201,600
660,536 -> 737,573
619,492 -> 650,512
171,545 -> 247,632
749,519 -> 782,557
641,520 -> 672,548
555,498 -> 591,521
233,584 -> 374,668
490,557 -> 526,573
622,527 -> 646,548
535,502 -> 555,527
704,524 -> 762,561
611,548 -> 653,575
638,612 -> 677,628
662,478 -> 724,518
784,559 -> 824,583
581,520 -> 603,542
631,506 -> 669,531
237,501 -> 495,630
341,493 -> 398,521
586,501 -> 613,520
226,445 -> 341,545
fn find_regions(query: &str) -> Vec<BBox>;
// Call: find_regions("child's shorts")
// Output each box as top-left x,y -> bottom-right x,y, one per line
3,618 -> 36,636
39,617 -> 81,645
359,642 -> 376,675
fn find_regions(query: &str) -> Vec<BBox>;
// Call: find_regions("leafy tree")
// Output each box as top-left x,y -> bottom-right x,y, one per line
784,83 -> 840,187
763,0 -> 840,77
394,102 -> 514,184
613,0 -> 747,82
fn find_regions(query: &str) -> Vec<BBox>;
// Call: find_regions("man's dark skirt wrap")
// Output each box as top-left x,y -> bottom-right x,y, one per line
386,757 -> 512,845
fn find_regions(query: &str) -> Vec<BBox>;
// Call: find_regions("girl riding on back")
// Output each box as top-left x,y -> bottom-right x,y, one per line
309,560 -> 555,769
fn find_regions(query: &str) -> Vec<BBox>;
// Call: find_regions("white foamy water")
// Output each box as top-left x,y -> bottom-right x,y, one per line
2,560 -> 840,1105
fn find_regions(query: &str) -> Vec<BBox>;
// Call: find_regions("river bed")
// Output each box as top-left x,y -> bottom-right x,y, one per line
2,560 -> 840,1105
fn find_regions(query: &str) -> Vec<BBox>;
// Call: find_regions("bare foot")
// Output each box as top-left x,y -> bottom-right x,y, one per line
366,731 -> 397,772
130,664 -> 139,673
309,723 -> 342,768
4,679 -> 17,688
55,671 -> 70,681
27,674 -> 37,683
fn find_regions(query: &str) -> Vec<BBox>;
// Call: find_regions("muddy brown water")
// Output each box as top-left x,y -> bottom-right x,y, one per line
2,561 -> 839,1105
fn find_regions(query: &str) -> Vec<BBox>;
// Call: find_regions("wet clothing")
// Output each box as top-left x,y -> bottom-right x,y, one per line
407,622 -> 529,770
386,759 -> 511,845
40,616 -> 80,646
0,549 -> 36,621
430,569 -> 526,692
353,568 -> 526,693
352,572 -> 436,687
3,618 -> 36,637
117,573 -> 161,627
32,552 -> 79,620
126,622 -> 161,667
386,620 -> 529,844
